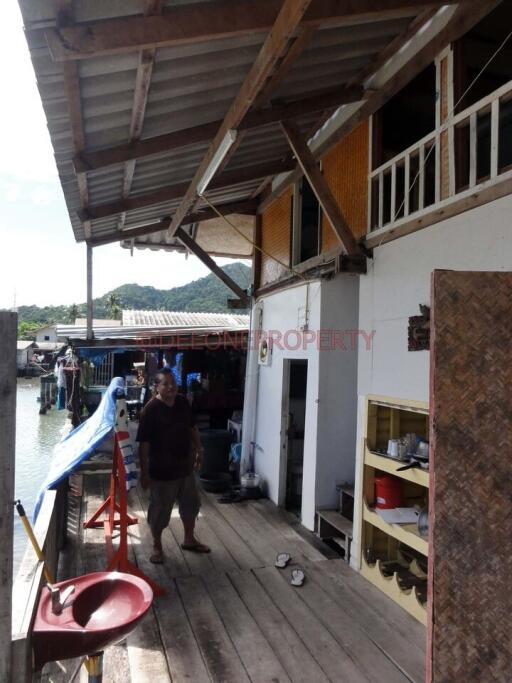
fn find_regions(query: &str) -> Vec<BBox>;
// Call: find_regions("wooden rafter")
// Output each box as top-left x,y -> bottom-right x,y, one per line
213,23 -> 319,194
87,199 -> 258,247
280,120 -> 361,256
175,228 -> 249,305
81,158 -> 295,223
73,85 -> 365,174
252,7 -> 438,201
45,0 -> 456,62
260,0 -> 502,212
166,0 -> 315,241
117,0 -> 164,233
56,1 -> 91,239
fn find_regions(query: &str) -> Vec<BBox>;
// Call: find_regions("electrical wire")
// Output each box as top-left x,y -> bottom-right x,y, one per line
199,193 -> 309,282
390,28 -> 512,228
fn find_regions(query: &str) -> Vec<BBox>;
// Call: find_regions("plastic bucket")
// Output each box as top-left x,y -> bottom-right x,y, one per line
374,474 -> 402,509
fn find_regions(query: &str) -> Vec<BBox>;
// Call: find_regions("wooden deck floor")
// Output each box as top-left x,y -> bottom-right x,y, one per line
43,474 -> 426,683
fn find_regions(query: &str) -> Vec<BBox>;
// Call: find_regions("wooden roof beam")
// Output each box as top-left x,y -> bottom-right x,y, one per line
45,0 -> 456,62
87,199 -> 258,247
280,120 -> 362,256
80,159 -> 292,222
175,228 -> 249,306
260,0 -> 502,212
166,0 -> 315,240
73,85 -> 365,174
57,1 -> 92,239
116,0 -> 164,234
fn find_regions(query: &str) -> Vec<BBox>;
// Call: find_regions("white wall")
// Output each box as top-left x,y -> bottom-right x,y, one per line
351,194 -> 512,569
358,194 -> 512,402
35,326 -> 58,343
315,275 -> 359,511
253,282 -> 322,530
253,274 -> 360,530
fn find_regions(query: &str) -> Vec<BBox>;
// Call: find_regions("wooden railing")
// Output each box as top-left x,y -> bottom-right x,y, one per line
368,79 -> 512,234
11,482 -> 68,683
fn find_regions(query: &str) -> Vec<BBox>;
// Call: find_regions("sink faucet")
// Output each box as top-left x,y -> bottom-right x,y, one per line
46,583 -> 75,614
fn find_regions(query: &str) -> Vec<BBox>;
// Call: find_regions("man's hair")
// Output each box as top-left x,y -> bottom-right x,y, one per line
155,367 -> 176,383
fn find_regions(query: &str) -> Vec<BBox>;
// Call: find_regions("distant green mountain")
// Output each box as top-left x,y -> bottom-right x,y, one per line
16,262 -> 251,337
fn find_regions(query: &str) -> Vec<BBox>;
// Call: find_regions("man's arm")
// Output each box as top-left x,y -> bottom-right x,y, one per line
138,442 -> 150,489
190,426 -> 205,470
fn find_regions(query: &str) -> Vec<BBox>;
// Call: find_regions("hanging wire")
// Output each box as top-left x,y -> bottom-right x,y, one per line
198,26 -> 512,281
199,193 -> 309,281
390,27 -> 512,226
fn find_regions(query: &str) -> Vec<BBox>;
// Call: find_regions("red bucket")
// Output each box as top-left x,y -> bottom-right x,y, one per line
374,474 -> 402,509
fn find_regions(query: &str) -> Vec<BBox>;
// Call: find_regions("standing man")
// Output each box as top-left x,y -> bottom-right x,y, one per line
136,367 -> 210,563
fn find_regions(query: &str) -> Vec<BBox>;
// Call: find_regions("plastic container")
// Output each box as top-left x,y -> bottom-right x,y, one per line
240,472 -> 261,489
374,474 -> 402,509
200,429 -> 233,474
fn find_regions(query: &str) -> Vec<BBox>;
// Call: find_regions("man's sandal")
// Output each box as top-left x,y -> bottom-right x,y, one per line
181,543 -> 211,553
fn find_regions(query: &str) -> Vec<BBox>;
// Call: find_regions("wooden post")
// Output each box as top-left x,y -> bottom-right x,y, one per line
280,120 -> 362,256
0,311 -> 17,682
86,244 -> 93,340
175,227 -> 249,305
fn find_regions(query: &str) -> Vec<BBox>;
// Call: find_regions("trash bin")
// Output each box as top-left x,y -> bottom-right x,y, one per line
200,429 -> 233,474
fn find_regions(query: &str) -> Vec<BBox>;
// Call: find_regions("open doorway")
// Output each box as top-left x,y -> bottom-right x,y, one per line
280,359 -> 308,515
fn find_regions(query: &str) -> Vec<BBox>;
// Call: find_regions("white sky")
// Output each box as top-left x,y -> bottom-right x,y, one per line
0,3 -> 247,310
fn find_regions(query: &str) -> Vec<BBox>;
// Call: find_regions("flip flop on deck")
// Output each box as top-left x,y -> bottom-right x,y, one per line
181,542 -> 211,553
275,552 -> 291,568
291,568 -> 305,587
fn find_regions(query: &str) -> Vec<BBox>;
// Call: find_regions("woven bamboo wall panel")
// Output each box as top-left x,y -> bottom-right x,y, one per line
429,270 -> 512,683
321,121 -> 369,252
260,188 -> 292,286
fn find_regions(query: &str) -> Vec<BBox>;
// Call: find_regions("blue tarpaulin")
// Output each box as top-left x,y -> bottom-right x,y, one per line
33,377 -> 126,521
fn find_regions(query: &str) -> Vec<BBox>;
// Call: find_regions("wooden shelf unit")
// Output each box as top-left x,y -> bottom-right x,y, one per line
360,395 -> 429,624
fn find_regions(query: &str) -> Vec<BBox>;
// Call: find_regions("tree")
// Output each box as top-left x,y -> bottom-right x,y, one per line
18,321 -> 40,340
107,293 -> 122,320
68,303 -> 79,323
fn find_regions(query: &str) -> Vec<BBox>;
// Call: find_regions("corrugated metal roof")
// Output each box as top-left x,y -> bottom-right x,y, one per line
34,342 -> 66,352
56,308 -> 249,340
17,341 -> 36,350
19,1 -> 433,253
122,310 -> 248,327
74,318 -> 122,327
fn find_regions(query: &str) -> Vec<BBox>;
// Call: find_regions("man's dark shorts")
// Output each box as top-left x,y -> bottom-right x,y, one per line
147,474 -> 201,536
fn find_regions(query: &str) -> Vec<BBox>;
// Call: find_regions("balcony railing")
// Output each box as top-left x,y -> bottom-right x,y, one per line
368,79 -> 512,235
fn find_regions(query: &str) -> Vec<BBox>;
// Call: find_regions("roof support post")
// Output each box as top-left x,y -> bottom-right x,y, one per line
280,120 -> 362,256
175,228 -> 249,306
86,244 -> 93,340
0,311 -> 16,683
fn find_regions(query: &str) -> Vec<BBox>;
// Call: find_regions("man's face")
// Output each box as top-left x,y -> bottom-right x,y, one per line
156,374 -> 178,401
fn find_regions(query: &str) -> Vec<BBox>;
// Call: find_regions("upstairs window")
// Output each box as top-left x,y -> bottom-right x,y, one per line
372,64 -> 436,168
370,65 -> 436,229
292,177 -> 322,265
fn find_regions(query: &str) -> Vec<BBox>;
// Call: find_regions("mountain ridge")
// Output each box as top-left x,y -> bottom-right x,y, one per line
16,262 -> 251,336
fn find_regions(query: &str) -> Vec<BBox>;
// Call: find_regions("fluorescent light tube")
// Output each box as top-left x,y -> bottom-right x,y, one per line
197,129 -> 237,195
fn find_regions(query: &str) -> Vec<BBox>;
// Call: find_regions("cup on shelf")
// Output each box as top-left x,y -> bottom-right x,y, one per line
405,432 -> 417,455
397,441 -> 408,460
387,439 -> 399,458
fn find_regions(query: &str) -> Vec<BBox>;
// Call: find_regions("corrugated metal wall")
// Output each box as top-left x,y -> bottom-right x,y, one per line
260,188 -> 292,286
258,121 -> 369,288
321,121 -> 369,251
